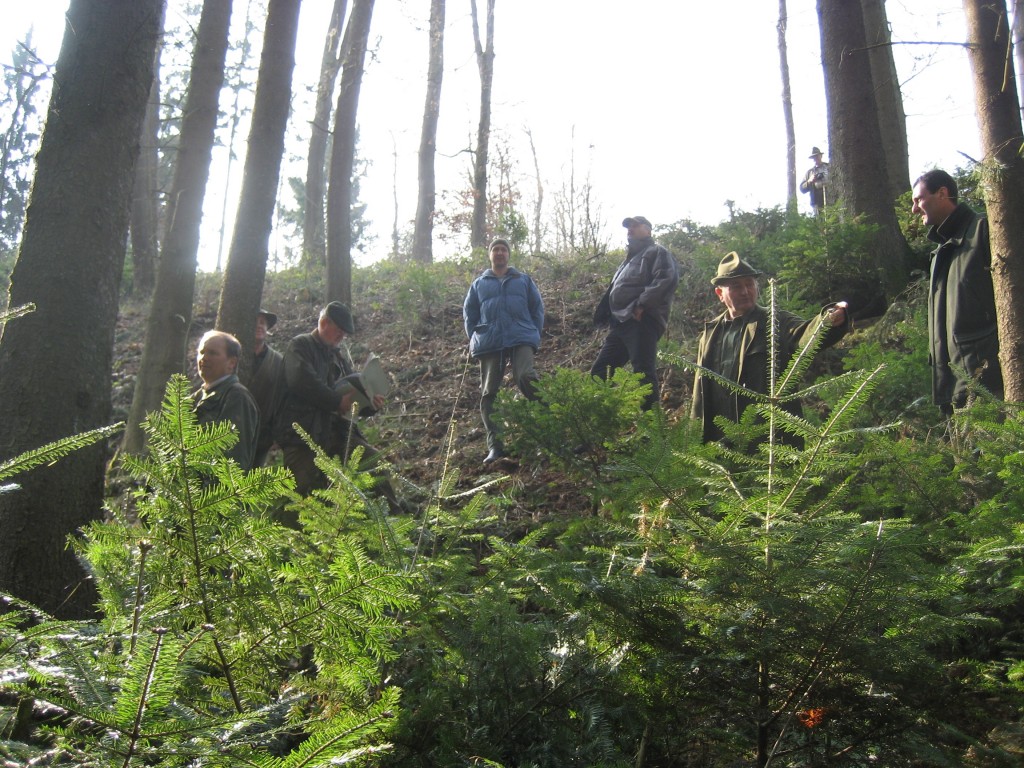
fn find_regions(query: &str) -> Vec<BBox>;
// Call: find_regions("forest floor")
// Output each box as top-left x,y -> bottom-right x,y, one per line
109,254 -> 704,520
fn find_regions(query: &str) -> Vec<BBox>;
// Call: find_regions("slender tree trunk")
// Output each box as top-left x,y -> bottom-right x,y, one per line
0,0 -> 163,617
963,0 -> 1024,401
215,0 -> 258,274
778,0 -> 797,212
861,0 -> 910,206
326,0 -> 375,304
123,0 -> 232,455
303,0 -> 347,268
526,127 -> 543,255
469,0 -> 495,249
1014,0 -> 1024,122
817,0 -> 910,313
412,0 -> 445,264
216,0 -> 302,375
129,16 -> 165,299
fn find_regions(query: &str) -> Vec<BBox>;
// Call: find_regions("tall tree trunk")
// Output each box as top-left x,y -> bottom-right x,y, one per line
0,0 -> 163,617
1014,0 -> 1024,121
129,16 -> 166,299
122,0 -> 232,456
469,0 -> 495,249
412,0 -> 445,264
861,0 -> 910,206
326,0 -> 374,304
963,0 -> 1024,401
302,0 -> 347,268
526,127 -> 543,255
778,0 -> 797,212
817,0 -> 910,313
216,0 -> 302,372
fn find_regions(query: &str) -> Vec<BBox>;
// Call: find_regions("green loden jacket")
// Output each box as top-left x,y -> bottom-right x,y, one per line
691,304 -> 849,445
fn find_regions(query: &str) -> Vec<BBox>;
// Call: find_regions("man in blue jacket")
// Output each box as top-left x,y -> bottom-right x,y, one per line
464,237 -> 545,464
591,216 -> 679,410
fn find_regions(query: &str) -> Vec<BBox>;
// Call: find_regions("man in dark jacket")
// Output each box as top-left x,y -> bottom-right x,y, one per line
193,330 -> 260,470
590,216 -> 679,410
464,237 -> 545,464
275,302 -> 400,509
912,169 -> 1002,415
691,253 -> 849,445
248,308 -> 285,467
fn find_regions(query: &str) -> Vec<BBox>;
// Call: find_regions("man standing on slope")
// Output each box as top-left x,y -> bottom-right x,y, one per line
248,308 -> 285,467
464,237 -> 545,465
275,302 -> 403,511
590,216 -> 678,410
193,330 -> 260,470
911,169 -> 1002,415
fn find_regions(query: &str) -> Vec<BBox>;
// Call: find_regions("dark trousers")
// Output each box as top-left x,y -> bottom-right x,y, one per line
589,315 -> 663,410
282,416 -> 400,512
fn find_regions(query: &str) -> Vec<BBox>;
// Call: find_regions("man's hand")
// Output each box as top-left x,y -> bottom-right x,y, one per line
371,393 -> 385,410
827,301 -> 848,327
632,306 -> 645,322
338,391 -> 355,414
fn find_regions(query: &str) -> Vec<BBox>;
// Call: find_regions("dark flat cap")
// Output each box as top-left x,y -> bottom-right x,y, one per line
622,216 -> 652,229
711,252 -> 762,285
324,301 -> 355,334
257,308 -> 277,329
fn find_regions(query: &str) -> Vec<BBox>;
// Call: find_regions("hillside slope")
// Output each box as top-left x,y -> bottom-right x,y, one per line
111,253 -> 701,515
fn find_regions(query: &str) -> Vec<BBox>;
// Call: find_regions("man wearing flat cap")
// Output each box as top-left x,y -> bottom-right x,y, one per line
590,216 -> 679,410
248,308 -> 285,467
464,237 -> 545,464
275,302 -> 400,510
691,252 -> 849,445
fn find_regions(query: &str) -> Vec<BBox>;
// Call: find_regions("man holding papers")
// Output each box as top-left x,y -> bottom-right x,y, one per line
276,301 -> 404,512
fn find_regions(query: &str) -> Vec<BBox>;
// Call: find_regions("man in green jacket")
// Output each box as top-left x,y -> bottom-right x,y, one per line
248,308 -> 285,467
275,302 -> 402,511
912,169 -> 1003,415
691,253 -> 849,446
193,330 -> 260,470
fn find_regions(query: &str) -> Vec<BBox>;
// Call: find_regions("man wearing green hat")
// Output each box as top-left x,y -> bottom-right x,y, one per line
691,252 -> 849,445
275,302 -> 400,510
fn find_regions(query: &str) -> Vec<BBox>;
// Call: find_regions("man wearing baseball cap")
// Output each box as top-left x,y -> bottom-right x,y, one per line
275,302 -> 402,512
590,216 -> 679,410
691,252 -> 849,445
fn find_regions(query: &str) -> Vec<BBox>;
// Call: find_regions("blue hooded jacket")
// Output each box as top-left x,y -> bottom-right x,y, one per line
463,267 -> 544,358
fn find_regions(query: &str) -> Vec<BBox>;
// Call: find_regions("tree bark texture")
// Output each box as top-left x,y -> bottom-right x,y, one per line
861,0 -> 910,206
412,0 -> 445,264
1014,0 -> 1024,121
0,0 -> 164,617
302,0 -> 347,268
963,0 -> 1024,402
469,0 -> 495,249
817,0 -> 910,313
123,0 -> 232,455
129,17 -> 166,299
217,0 -> 302,375
777,0 -> 797,211
326,0 -> 375,304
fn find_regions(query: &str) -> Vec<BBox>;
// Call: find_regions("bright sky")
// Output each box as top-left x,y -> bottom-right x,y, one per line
3,0 -> 985,268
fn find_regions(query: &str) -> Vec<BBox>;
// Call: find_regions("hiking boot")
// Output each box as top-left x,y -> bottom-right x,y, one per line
483,447 -> 507,465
